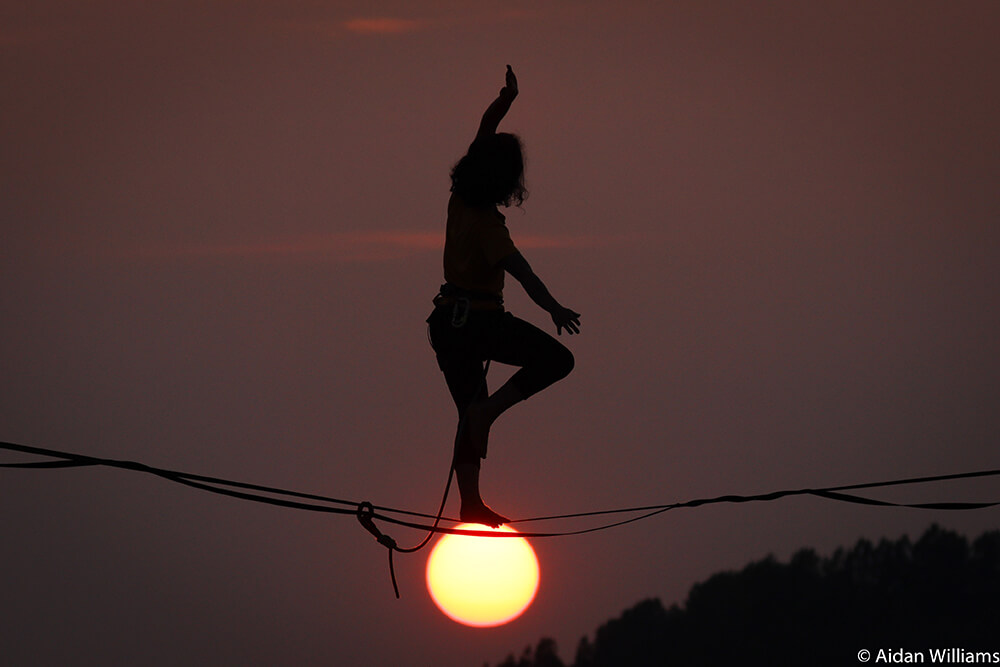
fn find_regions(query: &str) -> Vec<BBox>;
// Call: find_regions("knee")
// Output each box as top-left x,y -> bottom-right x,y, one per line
552,344 -> 575,381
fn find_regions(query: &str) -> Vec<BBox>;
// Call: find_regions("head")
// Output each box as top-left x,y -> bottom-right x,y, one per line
450,132 -> 527,208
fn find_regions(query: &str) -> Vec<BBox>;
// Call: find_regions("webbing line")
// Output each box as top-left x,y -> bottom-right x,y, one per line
4,441 -> 1000,534
4,440 -> 1000,595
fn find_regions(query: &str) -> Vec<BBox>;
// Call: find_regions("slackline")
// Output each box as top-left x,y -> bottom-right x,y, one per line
4,440 -> 999,597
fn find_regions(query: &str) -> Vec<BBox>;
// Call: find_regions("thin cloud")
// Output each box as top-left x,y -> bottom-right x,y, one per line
127,231 -> 442,262
99,230 -> 629,263
342,17 -> 428,35
269,8 -> 535,41
340,9 -> 535,36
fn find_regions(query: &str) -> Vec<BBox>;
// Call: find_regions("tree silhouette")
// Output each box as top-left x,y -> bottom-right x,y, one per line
496,638 -> 565,667
486,525 -> 1000,667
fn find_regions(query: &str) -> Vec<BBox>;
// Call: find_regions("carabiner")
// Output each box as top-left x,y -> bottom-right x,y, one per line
451,297 -> 470,328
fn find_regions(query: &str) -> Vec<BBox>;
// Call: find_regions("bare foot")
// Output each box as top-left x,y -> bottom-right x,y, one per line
460,501 -> 509,528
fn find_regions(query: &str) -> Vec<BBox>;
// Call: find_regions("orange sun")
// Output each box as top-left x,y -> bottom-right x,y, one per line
426,523 -> 540,627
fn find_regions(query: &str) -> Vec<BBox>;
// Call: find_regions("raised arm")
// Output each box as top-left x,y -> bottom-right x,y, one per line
476,65 -> 519,141
502,251 -> 582,335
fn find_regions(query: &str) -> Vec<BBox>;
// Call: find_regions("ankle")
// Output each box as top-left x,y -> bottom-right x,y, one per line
454,463 -> 483,506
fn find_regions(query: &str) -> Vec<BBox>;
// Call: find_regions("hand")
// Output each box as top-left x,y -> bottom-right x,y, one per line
504,64 -> 518,96
551,306 -> 581,336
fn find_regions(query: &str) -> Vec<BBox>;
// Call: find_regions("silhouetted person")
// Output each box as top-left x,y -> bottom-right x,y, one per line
427,65 -> 581,528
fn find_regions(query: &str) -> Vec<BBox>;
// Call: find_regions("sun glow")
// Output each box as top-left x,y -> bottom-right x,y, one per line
426,523 -> 540,627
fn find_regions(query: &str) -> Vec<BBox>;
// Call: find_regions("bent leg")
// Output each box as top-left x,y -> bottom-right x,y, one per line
489,313 -> 575,400
463,314 -> 575,458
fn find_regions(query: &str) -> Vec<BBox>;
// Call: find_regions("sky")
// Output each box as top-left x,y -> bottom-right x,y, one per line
2,1 -> 999,665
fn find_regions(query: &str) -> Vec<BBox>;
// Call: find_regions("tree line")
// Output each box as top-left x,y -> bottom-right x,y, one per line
487,525 -> 1000,667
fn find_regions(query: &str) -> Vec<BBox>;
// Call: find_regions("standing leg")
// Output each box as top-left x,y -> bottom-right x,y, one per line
448,367 -> 509,527
430,324 -> 509,526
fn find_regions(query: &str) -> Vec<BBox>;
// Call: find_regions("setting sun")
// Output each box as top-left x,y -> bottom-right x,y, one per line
426,523 -> 540,627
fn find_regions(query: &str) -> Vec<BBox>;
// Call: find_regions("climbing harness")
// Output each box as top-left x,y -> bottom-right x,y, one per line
433,283 -> 504,330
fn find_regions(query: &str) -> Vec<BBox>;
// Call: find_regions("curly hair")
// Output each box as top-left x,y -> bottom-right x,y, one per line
450,132 -> 528,208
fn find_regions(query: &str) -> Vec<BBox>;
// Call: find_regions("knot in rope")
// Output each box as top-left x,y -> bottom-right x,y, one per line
356,501 -> 400,598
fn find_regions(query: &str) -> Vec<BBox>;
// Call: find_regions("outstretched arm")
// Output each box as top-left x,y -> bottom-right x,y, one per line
476,65 -> 519,140
502,251 -> 582,335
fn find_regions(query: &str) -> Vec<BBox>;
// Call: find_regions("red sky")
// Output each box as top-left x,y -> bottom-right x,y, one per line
2,2 -> 999,665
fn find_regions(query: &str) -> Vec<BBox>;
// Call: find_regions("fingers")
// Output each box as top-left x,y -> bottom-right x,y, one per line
555,311 -> 581,336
